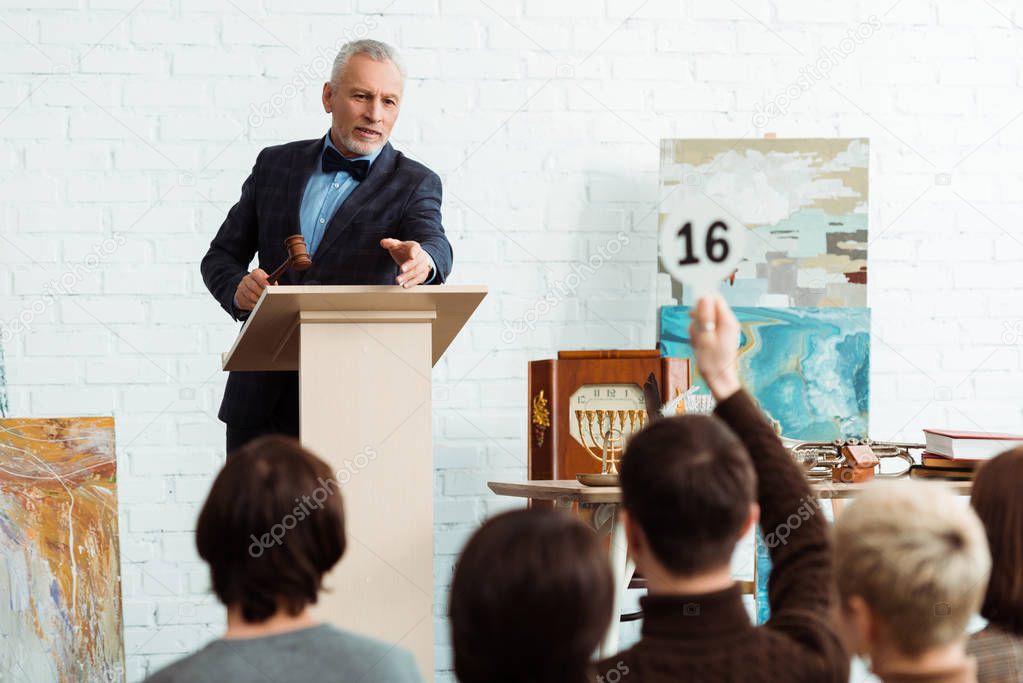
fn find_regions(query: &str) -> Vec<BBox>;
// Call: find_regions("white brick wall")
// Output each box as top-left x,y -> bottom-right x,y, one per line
2,1 -> 1022,681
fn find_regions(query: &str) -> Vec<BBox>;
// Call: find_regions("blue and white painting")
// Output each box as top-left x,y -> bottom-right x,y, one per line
659,306 -> 870,441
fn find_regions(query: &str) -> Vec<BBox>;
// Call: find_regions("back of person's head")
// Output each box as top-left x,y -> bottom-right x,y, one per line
197,435 -> 346,622
971,447 -> 1023,635
448,508 -> 613,683
619,414 -> 757,576
833,481 -> 991,655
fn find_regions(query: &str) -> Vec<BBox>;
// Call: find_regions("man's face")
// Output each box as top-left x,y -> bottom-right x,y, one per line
322,53 -> 402,157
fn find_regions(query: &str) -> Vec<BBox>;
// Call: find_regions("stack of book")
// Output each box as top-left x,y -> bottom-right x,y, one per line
911,429 -> 1023,480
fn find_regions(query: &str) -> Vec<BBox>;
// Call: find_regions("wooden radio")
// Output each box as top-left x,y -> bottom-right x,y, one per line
528,350 -> 690,480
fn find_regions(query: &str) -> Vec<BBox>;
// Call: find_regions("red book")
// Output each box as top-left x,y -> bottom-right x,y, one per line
923,429 -> 1023,461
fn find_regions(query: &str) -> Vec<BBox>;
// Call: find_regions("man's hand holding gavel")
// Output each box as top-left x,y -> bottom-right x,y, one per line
234,235 -> 310,312
234,235 -> 434,312
234,269 -> 269,312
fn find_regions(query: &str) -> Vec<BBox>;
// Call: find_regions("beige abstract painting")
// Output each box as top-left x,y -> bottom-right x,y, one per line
659,137 -> 869,307
0,417 -> 124,682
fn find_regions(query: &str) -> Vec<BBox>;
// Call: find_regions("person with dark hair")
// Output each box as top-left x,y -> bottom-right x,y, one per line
968,447 -> 1023,682
596,295 -> 849,682
449,508 -> 615,683
144,435 -> 422,683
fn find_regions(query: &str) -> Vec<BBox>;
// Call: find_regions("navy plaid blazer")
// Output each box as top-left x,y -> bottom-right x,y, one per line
201,138 -> 453,428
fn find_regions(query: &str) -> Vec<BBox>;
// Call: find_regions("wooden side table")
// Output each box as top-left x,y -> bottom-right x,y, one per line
487,479 -> 973,657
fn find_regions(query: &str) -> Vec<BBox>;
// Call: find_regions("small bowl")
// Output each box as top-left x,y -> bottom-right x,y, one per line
576,473 -> 620,487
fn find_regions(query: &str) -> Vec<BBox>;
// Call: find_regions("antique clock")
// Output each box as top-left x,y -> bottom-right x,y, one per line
528,350 -> 691,480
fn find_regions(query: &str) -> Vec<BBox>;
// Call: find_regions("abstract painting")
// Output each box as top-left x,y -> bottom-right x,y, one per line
0,344 -> 7,417
0,417 -> 124,681
658,138 -> 869,308
660,306 -> 870,441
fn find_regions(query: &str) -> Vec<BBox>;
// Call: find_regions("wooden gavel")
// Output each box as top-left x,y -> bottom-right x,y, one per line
267,235 -> 312,284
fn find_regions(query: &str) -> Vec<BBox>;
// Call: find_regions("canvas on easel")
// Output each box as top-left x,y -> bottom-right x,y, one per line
0,417 -> 124,681
656,137 -> 871,625
657,137 -> 869,308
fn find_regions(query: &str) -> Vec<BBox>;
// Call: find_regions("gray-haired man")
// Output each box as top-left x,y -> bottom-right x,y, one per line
201,40 -> 453,453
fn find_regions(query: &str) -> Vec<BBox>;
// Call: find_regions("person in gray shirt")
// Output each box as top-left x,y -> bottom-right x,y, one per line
145,623 -> 419,683
144,436 -> 422,683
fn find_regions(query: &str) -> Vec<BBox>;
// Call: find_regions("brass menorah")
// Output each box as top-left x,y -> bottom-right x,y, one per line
575,409 -> 648,474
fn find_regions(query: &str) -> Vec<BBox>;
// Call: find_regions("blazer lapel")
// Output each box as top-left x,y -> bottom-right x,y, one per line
285,138 -> 325,284
286,138 -> 322,233
312,141 -> 398,261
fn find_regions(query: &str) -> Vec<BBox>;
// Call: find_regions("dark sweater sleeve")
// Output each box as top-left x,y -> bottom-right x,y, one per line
200,150 -> 263,321
714,390 -> 848,678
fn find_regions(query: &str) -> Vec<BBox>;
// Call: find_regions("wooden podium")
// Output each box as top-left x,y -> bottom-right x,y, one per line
222,284 -> 487,680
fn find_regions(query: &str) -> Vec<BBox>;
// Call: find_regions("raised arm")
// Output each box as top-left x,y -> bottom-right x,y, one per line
690,296 -> 844,673
200,151 -> 262,321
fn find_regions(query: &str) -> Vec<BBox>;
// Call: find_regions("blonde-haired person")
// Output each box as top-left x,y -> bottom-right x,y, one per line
968,448 -> 1023,682
834,481 -> 991,683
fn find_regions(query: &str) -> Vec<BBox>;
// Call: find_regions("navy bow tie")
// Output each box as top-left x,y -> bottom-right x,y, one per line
322,146 -> 370,180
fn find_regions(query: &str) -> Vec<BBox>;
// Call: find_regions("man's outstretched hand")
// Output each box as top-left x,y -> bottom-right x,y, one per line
688,294 -> 742,402
380,238 -> 432,288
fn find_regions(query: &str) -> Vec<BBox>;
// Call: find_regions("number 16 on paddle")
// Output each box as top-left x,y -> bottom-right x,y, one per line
658,194 -> 747,300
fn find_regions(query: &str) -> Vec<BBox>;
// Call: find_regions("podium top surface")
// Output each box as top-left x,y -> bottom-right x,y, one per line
222,284 -> 487,372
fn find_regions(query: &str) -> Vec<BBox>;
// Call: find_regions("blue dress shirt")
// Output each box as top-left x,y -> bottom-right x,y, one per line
299,132 -> 435,279
299,133 -> 382,256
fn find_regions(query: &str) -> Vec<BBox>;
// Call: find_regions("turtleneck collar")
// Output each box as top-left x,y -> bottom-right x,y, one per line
640,583 -> 754,641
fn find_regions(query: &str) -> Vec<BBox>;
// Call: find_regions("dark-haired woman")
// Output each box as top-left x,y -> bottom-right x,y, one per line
968,447 -> 1023,683
449,508 -> 615,683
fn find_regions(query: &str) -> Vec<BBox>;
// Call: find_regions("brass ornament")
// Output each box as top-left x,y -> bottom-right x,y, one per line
575,408 -> 647,474
532,390 -> 551,447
